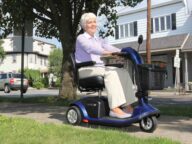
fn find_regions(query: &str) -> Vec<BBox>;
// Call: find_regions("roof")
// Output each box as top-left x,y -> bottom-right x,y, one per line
182,34 -> 192,51
33,38 -> 56,47
113,33 -> 192,53
117,0 -> 183,16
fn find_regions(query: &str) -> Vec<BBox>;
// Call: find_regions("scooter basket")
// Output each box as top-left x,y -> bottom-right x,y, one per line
138,64 -> 166,90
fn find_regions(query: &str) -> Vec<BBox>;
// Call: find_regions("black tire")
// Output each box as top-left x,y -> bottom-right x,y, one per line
66,106 -> 82,125
4,85 -> 10,93
139,116 -> 158,133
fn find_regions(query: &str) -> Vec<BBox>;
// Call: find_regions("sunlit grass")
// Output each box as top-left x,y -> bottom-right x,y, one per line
0,115 -> 180,144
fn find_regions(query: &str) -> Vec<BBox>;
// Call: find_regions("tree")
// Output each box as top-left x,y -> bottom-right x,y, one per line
48,48 -> 63,78
0,0 -> 143,99
0,40 -> 5,61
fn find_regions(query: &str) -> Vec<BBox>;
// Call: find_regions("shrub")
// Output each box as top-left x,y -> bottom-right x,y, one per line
55,77 -> 61,87
33,81 -> 44,89
24,69 -> 41,87
41,76 -> 49,88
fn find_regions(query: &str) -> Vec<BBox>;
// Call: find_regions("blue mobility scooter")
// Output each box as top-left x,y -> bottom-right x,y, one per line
66,36 -> 165,132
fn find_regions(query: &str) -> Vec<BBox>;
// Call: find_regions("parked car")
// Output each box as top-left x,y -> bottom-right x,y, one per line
0,73 -> 28,93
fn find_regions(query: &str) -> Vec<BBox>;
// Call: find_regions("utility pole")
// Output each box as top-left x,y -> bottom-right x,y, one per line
20,17 -> 25,99
20,0 -> 25,99
146,0 -> 151,64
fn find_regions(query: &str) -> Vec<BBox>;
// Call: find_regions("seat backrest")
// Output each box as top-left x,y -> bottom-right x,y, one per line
69,53 -> 78,86
69,53 -> 105,92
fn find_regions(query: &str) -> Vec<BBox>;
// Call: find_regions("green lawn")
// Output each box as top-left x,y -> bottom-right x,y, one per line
0,115 -> 180,144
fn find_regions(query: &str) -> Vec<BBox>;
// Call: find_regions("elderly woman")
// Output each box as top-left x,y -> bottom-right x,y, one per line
75,12 -> 136,118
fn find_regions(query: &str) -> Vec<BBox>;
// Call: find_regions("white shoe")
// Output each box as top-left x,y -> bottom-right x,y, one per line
109,111 -> 132,119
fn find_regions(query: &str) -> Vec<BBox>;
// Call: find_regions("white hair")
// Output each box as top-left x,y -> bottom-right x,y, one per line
80,12 -> 97,30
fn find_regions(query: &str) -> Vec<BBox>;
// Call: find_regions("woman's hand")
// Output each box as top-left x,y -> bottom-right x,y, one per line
102,50 -> 112,56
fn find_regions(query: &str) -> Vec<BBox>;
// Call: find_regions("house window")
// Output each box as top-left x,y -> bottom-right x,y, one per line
35,55 -> 37,64
129,22 -> 134,37
120,25 -> 124,38
151,13 -> 176,33
12,55 -> 16,63
41,45 -> 44,52
124,24 -> 129,37
155,18 -> 159,32
160,16 -> 165,31
166,15 -> 171,30
29,55 -> 33,63
44,59 -> 47,66
40,57 -> 43,65
116,21 -> 138,39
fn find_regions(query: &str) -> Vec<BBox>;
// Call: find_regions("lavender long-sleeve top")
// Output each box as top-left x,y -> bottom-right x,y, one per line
75,32 -> 120,66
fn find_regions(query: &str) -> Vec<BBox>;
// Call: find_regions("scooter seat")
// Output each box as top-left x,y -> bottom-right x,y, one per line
79,76 -> 104,91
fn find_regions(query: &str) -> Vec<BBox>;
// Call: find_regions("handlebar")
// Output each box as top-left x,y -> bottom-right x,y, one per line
111,52 -> 130,57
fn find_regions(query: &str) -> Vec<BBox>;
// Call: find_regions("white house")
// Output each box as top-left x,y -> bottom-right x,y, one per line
0,18 -> 56,74
0,37 -> 55,73
108,0 -> 192,90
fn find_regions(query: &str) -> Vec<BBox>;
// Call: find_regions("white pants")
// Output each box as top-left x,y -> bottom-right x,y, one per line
78,66 -> 137,109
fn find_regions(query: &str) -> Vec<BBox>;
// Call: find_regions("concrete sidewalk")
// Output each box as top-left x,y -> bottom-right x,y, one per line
0,92 -> 192,144
149,90 -> 192,105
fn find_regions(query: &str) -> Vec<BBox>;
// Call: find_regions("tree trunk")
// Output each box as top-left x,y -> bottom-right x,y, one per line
58,60 -> 76,100
58,26 -> 77,99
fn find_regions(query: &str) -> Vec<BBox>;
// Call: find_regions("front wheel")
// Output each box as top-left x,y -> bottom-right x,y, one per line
139,116 -> 157,133
66,106 -> 82,125
4,85 -> 10,93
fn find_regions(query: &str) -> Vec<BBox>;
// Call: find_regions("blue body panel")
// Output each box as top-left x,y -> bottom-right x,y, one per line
71,97 -> 159,126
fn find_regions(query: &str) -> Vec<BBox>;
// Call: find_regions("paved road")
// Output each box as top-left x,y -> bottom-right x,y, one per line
0,88 -> 59,97
0,92 -> 192,144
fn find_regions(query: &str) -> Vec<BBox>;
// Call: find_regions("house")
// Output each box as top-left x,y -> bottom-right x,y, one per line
0,19 -> 56,74
108,0 -> 192,90
0,34 -> 55,74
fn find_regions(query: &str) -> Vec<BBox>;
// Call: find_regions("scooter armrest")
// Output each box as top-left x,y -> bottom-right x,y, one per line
105,63 -> 124,68
76,61 -> 96,68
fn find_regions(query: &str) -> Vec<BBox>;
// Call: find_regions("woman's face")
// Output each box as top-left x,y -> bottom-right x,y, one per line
85,18 -> 97,36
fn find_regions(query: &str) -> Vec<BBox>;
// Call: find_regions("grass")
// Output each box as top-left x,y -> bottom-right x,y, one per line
0,115 -> 180,144
158,105 -> 192,118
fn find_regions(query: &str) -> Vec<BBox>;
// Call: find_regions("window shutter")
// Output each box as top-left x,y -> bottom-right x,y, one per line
151,18 -> 153,33
133,21 -> 138,36
115,25 -> 119,39
171,13 -> 176,30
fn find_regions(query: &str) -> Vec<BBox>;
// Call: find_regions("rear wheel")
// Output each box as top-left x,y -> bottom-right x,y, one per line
139,116 -> 157,133
66,106 -> 82,125
4,85 -> 10,93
